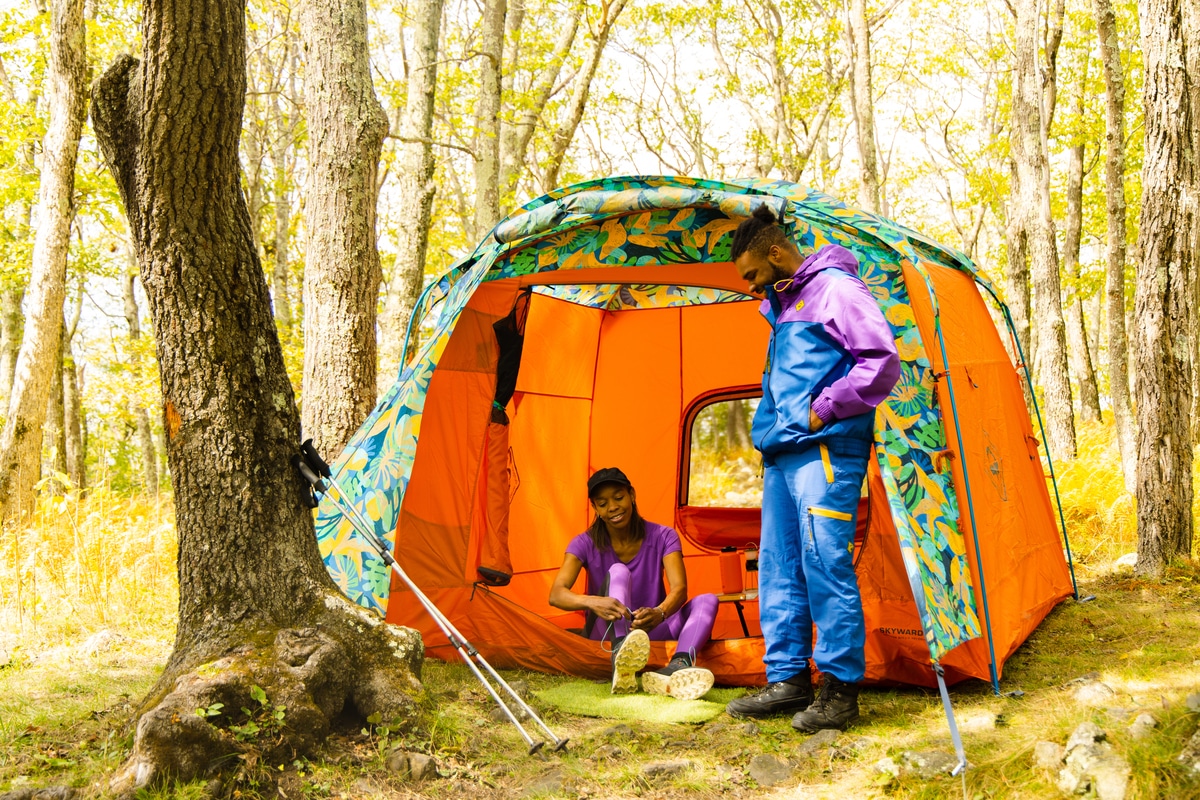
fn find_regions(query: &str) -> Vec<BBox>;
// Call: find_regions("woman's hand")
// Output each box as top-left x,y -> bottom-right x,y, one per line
631,606 -> 664,631
590,596 -> 631,622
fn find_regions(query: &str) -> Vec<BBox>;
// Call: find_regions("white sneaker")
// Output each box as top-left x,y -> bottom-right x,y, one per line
610,629 -> 650,694
667,667 -> 715,701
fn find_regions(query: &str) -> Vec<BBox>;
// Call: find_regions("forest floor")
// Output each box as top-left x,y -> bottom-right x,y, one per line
3,560 -> 1200,800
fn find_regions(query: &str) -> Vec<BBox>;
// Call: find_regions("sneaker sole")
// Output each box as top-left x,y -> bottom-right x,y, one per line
611,629 -> 650,694
668,667 -> 714,701
641,670 -> 670,696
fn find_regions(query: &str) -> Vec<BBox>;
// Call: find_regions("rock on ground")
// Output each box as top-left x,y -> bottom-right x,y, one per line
795,728 -> 840,757
385,750 -> 438,781
740,721 -> 761,736
0,788 -> 77,800
1128,713 -> 1158,740
959,710 -> 1000,733
602,723 -> 636,739
747,754 -> 793,786
1032,741 -> 1065,770
591,744 -> 621,760
520,766 -> 565,798
1057,722 -> 1130,800
642,760 -> 692,779
899,750 -> 961,779
1177,731 -> 1200,774
1074,681 -> 1118,707
1185,694 -> 1200,713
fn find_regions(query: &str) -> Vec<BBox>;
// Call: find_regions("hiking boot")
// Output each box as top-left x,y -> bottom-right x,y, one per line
725,666 -> 813,718
791,674 -> 860,732
610,629 -> 650,694
641,653 -> 715,701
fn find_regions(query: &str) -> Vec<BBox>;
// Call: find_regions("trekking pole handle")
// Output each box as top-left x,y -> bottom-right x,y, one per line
293,456 -> 327,493
300,438 -> 332,478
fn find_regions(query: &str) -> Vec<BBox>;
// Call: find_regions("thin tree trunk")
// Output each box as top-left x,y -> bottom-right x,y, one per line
62,336 -> 84,493
124,272 -> 158,495
270,33 -> 295,333
1063,74 -> 1102,424
0,287 -> 24,412
299,0 -> 389,457
1011,0 -> 1076,460
497,4 -> 580,204
1094,0 -> 1136,490
0,0 -> 86,522
1132,0 -> 1196,577
848,0 -> 880,212
1004,187 -> 1035,411
472,0 -> 506,238
45,325 -> 66,487
542,0 -> 630,191
379,0 -> 446,391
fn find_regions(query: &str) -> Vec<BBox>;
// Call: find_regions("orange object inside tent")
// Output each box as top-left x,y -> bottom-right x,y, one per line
384,258 -> 1073,688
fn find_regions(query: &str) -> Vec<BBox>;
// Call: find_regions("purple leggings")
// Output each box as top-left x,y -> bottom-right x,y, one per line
589,562 -> 719,657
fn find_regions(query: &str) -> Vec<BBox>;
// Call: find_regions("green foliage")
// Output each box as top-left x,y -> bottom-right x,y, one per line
230,685 -> 287,743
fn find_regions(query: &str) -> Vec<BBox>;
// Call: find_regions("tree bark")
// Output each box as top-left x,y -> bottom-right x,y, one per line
124,272 -> 159,495
62,333 -> 84,493
848,0 -> 880,212
269,33 -> 296,334
378,0 -> 446,391
472,0 -> 506,238
0,0 -> 87,522
1011,0 -> 1076,460
0,287 -> 24,413
44,324 -> 66,487
1093,0 -> 1137,490
1004,182 -> 1035,411
299,0 -> 389,457
1062,76 -> 1102,425
542,0 -> 630,191
1132,0 -> 1196,577
91,0 -> 421,790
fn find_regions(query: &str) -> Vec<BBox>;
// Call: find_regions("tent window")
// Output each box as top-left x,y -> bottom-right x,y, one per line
684,394 -> 762,508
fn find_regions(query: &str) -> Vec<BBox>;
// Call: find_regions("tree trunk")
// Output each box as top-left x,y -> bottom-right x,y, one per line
497,4 -> 580,204
269,34 -> 295,333
1004,187 -> 1035,411
62,335 -> 84,493
1184,0 -> 1200,445
542,0 -> 630,191
1062,76 -> 1102,425
1132,0 -> 1196,577
299,0 -> 389,457
848,0 -> 880,212
378,0 -> 446,391
124,272 -> 159,495
44,326 -> 66,487
472,0 -> 506,238
1011,0 -> 1076,460
91,0 -> 421,790
1093,0 -> 1137,490
0,286 -> 23,412
0,0 -> 86,522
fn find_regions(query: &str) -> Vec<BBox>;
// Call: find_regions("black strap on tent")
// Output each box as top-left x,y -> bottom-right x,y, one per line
491,289 -> 532,424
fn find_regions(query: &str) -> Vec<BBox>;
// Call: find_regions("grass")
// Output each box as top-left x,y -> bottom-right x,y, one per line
2,421 -> 1199,798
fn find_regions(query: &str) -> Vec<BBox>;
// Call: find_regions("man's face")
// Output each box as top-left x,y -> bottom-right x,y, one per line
735,245 -> 793,295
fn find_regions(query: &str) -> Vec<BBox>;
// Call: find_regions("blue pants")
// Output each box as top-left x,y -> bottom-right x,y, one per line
760,443 -> 869,683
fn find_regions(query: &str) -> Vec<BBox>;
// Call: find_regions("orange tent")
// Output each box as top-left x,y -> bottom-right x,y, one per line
316,177 -> 1076,693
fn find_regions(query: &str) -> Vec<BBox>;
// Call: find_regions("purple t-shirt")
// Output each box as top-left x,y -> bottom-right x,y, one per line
565,521 -> 683,612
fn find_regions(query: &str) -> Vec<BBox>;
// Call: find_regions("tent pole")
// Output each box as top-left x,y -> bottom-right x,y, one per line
932,314 -> 1001,695
976,285 -> 1079,600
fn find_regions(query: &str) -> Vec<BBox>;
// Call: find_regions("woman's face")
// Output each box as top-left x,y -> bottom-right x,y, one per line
590,483 -> 635,533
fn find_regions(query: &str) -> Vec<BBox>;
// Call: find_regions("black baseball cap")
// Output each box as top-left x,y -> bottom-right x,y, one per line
587,467 -> 633,498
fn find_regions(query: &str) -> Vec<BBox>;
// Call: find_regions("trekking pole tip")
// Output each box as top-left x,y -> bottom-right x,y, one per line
552,738 -> 569,753
528,741 -> 545,756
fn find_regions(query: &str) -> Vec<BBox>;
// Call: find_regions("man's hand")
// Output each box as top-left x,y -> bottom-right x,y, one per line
809,408 -> 825,431
590,596 -> 630,622
631,606 -> 663,631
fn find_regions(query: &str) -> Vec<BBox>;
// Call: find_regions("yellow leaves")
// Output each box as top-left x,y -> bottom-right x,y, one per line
598,218 -> 627,261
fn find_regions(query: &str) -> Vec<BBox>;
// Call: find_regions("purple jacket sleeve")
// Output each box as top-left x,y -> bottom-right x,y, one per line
809,275 -> 901,423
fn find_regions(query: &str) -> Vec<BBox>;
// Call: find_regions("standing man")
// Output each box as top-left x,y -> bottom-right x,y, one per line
725,206 -> 900,732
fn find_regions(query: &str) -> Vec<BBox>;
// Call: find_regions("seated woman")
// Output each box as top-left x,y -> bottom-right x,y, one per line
549,467 -> 719,701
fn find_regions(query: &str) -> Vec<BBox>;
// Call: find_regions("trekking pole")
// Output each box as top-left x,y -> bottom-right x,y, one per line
294,444 -> 569,754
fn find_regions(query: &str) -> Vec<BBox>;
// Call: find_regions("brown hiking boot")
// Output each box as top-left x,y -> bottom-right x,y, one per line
791,674 -> 860,732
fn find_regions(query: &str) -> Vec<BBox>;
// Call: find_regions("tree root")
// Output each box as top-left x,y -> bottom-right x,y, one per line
110,595 -> 422,796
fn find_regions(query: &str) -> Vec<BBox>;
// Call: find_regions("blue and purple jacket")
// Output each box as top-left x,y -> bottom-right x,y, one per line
752,244 -> 901,460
